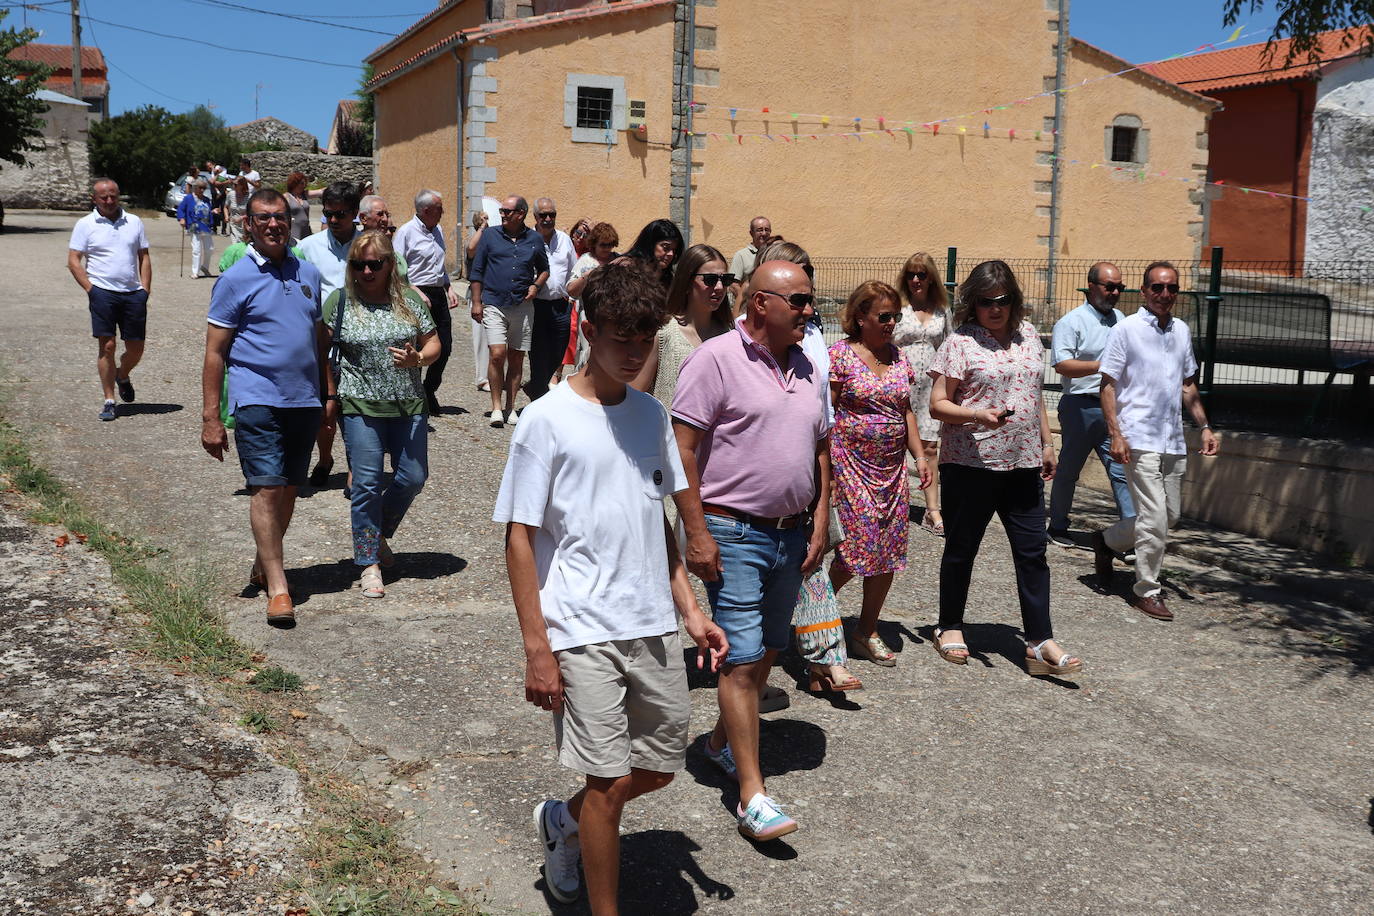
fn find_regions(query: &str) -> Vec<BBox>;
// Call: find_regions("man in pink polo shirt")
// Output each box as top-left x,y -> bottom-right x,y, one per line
671,260 -> 831,843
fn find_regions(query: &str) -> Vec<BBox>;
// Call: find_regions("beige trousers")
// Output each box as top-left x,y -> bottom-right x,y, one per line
1103,449 -> 1186,598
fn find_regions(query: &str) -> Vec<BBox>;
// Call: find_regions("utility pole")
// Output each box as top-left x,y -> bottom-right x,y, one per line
71,0 -> 82,105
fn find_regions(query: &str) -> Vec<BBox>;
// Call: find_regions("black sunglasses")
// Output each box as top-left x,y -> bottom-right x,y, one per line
758,290 -> 814,310
875,311 -> 899,323
349,258 -> 387,272
909,270 -> 929,281
498,207 -> 524,216
696,272 -> 737,288
1094,280 -> 1126,293
323,208 -> 353,220
1149,282 -> 1181,294
975,295 -> 1012,308
535,211 -> 557,220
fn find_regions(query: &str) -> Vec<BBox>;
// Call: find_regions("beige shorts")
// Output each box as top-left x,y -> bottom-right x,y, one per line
481,300 -> 534,350
553,632 -> 690,778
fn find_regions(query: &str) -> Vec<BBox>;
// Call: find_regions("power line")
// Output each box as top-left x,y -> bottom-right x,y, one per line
173,0 -> 394,36
82,9 -> 198,106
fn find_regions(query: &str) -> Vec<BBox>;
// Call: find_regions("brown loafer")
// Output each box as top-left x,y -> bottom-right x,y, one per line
1092,531 -> 1115,584
1132,593 -> 1173,621
266,593 -> 296,629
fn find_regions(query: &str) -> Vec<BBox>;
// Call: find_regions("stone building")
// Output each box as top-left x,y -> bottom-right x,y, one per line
0,88 -> 92,210
229,116 -> 318,153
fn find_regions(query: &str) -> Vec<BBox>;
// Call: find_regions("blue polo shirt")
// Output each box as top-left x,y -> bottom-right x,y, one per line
470,226 -> 549,309
1051,301 -> 1126,396
207,246 -> 324,412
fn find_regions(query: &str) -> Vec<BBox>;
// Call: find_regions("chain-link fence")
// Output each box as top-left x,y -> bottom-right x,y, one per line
807,250 -> 1374,441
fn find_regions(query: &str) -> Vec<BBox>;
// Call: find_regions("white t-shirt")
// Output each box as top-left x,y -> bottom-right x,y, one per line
68,209 -> 149,292
238,169 -> 261,192
1099,309 -> 1199,456
493,382 -> 688,651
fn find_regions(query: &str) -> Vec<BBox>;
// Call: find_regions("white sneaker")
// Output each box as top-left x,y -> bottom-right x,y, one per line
489,409 -> 504,428
736,792 -> 798,841
534,799 -> 581,903
506,408 -> 519,426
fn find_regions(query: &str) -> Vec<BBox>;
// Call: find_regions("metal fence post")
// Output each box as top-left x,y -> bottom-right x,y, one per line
1202,246 -> 1223,413
945,246 -> 957,299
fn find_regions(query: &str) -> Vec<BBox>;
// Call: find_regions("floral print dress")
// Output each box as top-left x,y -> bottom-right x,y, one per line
892,306 -> 948,440
828,340 -> 917,576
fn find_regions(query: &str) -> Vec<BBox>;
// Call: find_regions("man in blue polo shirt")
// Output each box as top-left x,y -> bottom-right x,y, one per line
201,189 -> 334,629
469,195 -> 549,427
1047,261 -> 1135,547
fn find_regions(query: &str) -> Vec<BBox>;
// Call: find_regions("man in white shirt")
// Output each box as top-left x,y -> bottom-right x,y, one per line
237,157 -> 262,194
1095,261 -> 1219,621
727,216 -> 771,307
67,178 -> 152,421
525,197 -> 578,403
394,190 -> 456,414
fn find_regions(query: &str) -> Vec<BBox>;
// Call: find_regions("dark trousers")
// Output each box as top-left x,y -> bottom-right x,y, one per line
525,297 -> 572,402
418,285 -> 453,400
938,463 -> 1053,643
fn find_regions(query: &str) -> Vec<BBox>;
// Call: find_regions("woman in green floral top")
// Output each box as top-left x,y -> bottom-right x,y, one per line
325,230 -> 440,598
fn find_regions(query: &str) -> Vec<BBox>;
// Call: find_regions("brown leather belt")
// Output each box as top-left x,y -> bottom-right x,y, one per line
703,503 -> 808,530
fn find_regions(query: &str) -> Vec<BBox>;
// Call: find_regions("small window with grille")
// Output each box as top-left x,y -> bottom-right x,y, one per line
1110,125 -> 1139,163
576,87 -> 615,129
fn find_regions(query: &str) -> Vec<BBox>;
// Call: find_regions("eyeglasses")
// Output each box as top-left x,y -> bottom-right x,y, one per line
909,271 -> 929,281
1093,280 -> 1126,293
349,258 -> 387,272
535,211 -> 557,220
875,311 -> 899,323
974,295 -> 1011,308
251,212 -> 289,225
571,227 -> 588,239
323,208 -> 353,220
696,272 -> 736,288
1149,282 -> 1181,294
758,290 -> 814,310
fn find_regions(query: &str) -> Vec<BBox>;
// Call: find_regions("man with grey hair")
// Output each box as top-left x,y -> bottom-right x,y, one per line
525,197 -> 577,403
395,189 -> 456,414
358,194 -> 395,234
728,215 -> 772,305
469,194 -> 549,427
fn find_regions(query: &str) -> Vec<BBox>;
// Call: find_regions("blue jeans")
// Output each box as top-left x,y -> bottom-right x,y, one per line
704,515 -> 809,665
340,413 -> 428,565
1048,394 -> 1134,532
233,405 -> 321,488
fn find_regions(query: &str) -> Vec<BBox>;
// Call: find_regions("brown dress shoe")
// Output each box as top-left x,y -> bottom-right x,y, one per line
1132,593 -> 1174,621
1092,531 -> 1115,584
266,593 -> 296,629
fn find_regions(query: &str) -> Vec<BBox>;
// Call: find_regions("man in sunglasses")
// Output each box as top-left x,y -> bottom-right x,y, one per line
1095,261 -> 1219,622
525,197 -> 578,404
396,189 -> 457,415
1047,261 -> 1135,549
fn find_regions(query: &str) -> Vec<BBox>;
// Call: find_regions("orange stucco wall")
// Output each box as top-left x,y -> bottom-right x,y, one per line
1203,82 -> 1313,263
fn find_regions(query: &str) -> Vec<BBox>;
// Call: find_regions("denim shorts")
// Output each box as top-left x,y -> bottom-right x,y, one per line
88,286 -> 148,340
705,514 -> 809,665
232,405 -> 321,488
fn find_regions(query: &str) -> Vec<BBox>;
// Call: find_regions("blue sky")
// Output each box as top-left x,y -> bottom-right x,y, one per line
9,0 -> 1283,144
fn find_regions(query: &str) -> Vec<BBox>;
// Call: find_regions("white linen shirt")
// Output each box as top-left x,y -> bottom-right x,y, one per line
393,216 -> 449,287
1099,309 -> 1198,456
1051,301 -> 1126,396
535,229 -> 576,300
68,209 -> 149,292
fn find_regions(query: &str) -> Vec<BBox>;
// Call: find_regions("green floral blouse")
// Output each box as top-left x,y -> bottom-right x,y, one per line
323,289 -> 436,417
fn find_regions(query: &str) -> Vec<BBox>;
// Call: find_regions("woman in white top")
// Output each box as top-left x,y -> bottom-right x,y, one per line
892,251 -> 950,536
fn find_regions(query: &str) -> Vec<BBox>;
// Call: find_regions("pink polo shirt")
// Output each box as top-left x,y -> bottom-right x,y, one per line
671,319 -> 828,518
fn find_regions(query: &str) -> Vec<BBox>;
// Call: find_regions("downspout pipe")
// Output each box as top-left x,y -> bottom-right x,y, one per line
453,47 -> 466,279
682,0 -> 695,245
1046,0 -> 1069,309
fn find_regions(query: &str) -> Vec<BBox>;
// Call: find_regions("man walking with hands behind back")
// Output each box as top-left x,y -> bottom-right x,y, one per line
68,178 -> 152,422
1095,261 -> 1218,621
394,190 -> 457,414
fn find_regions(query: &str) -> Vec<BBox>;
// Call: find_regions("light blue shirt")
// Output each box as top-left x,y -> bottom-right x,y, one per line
1051,301 -> 1126,396
297,227 -> 411,304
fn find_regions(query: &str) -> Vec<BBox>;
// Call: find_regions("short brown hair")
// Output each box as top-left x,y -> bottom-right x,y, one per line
581,260 -> 670,338
285,171 -> 307,195
898,251 -> 948,310
841,280 -> 901,338
588,221 -> 619,249
1142,260 -> 1178,288
953,260 -> 1026,330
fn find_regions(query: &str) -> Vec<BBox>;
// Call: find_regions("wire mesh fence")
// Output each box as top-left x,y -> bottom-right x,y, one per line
807,251 -> 1374,442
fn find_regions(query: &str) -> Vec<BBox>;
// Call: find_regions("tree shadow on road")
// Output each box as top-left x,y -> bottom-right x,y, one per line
536,829 -> 735,914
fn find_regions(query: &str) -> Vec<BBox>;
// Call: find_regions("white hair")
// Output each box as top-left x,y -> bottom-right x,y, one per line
414,189 -> 441,211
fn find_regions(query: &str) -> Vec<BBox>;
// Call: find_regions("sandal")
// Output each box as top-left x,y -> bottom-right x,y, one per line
808,664 -> 863,693
1026,639 -> 1083,677
932,627 -> 969,665
849,635 -> 897,667
920,512 -> 945,536
360,567 -> 385,599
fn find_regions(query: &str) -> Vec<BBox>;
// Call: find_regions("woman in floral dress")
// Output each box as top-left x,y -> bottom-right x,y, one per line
892,251 -> 950,535
926,260 -> 1083,678
325,230 -> 441,599
828,281 -> 933,667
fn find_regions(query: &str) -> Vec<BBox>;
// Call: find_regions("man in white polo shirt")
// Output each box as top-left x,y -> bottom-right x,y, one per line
67,178 -> 152,422
394,189 -> 456,414
1095,260 -> 1219,621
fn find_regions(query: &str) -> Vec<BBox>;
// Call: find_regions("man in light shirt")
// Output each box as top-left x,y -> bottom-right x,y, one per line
727,215 -> 771,307
525,197 -> 578,403
394,190 -> 457,415
1095,261 -> 1219,621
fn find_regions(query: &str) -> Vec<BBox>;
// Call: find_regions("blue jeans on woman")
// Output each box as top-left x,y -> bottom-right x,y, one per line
340,413 -> 428,565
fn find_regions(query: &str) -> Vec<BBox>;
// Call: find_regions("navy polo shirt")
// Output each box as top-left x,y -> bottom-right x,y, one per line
470,226 -> 549,309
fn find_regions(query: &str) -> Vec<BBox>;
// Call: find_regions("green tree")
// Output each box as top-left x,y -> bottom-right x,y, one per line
89,105 -> 193,204
182,104 -> 241,168
352,62 -> 375,154
1223,1 -> 1374,64
0,10 -> 54,169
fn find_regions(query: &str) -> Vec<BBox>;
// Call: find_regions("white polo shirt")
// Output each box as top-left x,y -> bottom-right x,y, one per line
1099,309 -> 1199,456
69,209 -> 149,293
393,216 -> 449,287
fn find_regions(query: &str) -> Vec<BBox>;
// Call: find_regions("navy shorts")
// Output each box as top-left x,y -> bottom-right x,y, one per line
232,405 -> 321,488
88,286 -> 148,340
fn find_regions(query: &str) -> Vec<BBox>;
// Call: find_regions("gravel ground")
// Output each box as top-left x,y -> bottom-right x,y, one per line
1,208 -> 1371,915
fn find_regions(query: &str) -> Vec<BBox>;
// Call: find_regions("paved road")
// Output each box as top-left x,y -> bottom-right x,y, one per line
2,209 -> 1371,915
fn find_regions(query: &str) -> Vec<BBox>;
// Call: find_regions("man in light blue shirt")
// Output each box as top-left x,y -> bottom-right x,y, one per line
1047,261 -> 1135,546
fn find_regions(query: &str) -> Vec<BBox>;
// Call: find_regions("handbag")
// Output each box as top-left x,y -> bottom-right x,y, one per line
792,567 -> 846,667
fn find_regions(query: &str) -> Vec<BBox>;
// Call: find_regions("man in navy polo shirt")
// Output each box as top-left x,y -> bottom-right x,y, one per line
469,194 -> 549,427
201,189 -> 334,629
67,178 -> 153,421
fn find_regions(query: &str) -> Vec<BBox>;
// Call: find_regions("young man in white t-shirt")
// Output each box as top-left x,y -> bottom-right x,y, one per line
495,261 -> 727,913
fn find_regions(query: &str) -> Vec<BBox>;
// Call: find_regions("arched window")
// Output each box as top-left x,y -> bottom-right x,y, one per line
1105,114 -> 1148,164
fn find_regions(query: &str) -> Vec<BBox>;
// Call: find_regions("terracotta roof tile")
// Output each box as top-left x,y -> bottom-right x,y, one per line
1144,27 -> 1372,93
7,42 -> 107,73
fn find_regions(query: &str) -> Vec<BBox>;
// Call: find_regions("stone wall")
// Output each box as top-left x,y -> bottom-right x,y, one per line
0,99 -> 91,210
246,151 -> 375,191
230,116 -> 317,152
1305,57 -> 1374,261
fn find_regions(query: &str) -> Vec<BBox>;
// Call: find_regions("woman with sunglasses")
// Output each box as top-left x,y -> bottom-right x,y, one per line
631,243 -> 734,403
926,260 -> 1082,678
893,251 -> 950,536
827,281 -> 933,669
324,230 -> 441,600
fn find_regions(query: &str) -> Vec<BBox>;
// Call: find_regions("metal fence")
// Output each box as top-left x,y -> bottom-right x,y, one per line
808,249 -> 1374,442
